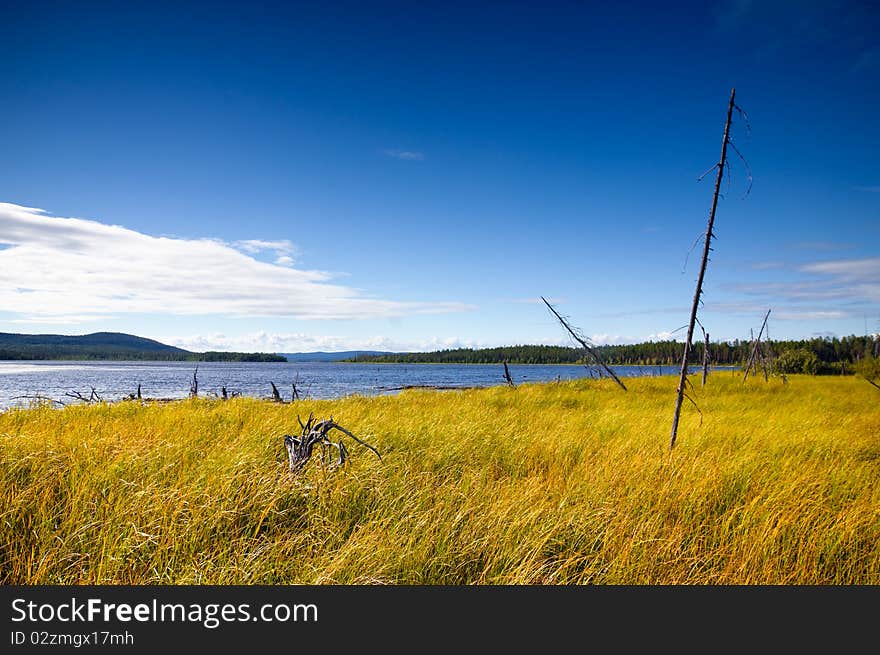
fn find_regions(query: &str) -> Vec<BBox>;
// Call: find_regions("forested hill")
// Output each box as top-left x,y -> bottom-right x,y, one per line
0,332 -> 286,362
344,336 -> 879,369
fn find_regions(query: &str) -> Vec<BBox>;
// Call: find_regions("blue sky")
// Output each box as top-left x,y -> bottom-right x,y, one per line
1,0 -> 878,353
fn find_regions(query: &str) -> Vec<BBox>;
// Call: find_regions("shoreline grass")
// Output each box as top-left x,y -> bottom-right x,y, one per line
1,375 -> 878,584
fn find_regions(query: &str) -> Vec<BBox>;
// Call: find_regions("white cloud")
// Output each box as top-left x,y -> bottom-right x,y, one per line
799,257 -> 880,304
773,310 -> 847,320
647,331 -> 677,341
234,239 -> 297,266
163,332 -> 495,353
587,334 -> 627,346
716,256 -> 880,318
510,296 -> 567,305
800,257 -> 880,279
384,149 -> 425,161
234,239 -> 294,254
0,202 -> 473,322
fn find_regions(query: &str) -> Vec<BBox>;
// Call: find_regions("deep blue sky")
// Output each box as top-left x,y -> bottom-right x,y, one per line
1,0 -> 878,352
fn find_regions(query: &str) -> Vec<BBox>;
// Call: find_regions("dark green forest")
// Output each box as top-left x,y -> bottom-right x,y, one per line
0,332 -> 286,362
346,335 -> 880,374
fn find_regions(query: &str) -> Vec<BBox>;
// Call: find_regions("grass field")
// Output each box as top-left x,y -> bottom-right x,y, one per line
1,374 -> 878,584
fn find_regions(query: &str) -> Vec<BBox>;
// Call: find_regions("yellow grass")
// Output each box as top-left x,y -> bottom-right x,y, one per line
1,374 -> 878,584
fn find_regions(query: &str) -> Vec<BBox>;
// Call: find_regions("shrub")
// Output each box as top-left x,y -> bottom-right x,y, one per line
773,348 -> 820,375
854,356 -> 880,385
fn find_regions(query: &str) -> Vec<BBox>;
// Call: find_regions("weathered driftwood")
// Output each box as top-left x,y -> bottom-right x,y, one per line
375,384 -> 479,392
64,387 -> 103,403
270,381 -> 283,402
283,414 -> 381,474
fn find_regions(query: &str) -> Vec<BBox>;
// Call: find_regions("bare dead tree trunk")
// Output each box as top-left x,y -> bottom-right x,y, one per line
136,383 -> 142,400
670,88 -> 736,450
541,296 -> 627,391
759,341 -> 769,381
270,381 -> 283,402
503,361 -> 516,388
742,309 -> 771,383
701,329 -> 710,387
189,366 -> 199,397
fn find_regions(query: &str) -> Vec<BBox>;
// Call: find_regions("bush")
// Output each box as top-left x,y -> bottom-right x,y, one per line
854,356 -> 880,384
773,348 -> 820,375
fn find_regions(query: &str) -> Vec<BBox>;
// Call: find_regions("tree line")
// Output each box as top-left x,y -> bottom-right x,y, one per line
0,348 -> 286,362
346,335 -> 880,371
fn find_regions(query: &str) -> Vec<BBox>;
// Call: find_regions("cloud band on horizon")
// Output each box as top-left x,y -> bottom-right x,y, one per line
0,202 -> 473,323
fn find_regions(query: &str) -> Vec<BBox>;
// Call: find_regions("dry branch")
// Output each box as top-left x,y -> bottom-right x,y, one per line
742,309 -> 771,383
291,372 -> 303,401
701,327 -> 710,387
670,88 -> 737,450
541,296 -> 627,391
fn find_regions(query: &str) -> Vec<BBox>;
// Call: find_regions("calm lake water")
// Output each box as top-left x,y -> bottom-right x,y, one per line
0,360 -> 711,410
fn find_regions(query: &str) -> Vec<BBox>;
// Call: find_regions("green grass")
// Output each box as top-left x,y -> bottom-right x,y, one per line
1,374 -> 878,584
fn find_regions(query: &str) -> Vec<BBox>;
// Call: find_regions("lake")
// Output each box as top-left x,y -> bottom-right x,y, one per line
0,360 -> 713,409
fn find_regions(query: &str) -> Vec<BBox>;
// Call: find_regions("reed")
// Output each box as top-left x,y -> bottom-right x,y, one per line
1,375 -> 877,584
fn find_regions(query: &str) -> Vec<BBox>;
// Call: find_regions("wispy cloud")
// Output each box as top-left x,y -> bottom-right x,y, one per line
799,257 -> 880,304
0,202 -> 473,323
163,332 -> 502,354
234,238 -> 297,266
384,149 -> 425,161
792,241 -> 852,252
715,255 -> 880,321
510,296 -> 567,305
750,261 -> 786,270
854,185 -> 880,193
234,239 -> 294,254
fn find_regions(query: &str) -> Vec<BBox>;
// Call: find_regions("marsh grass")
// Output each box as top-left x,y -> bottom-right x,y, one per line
1,375 -> 878,584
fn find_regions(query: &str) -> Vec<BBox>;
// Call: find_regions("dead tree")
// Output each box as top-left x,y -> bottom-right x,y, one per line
541,296 -> 627,391
701,327 -> 710,387
742,309 -> 771,383
759,342 -> 769,381
283,413 -> 381,474
137,383 -> 142,400
189,366 -> 199,397
270,381 -> 283,402
503,361 -> 516,388
221,385 -> 228,400
670,88 -> 737,450
64,388 -> 102,403
291,372 -> 302,401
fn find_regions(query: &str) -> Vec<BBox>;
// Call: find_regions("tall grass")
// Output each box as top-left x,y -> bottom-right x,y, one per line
1,375 -> 878,584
